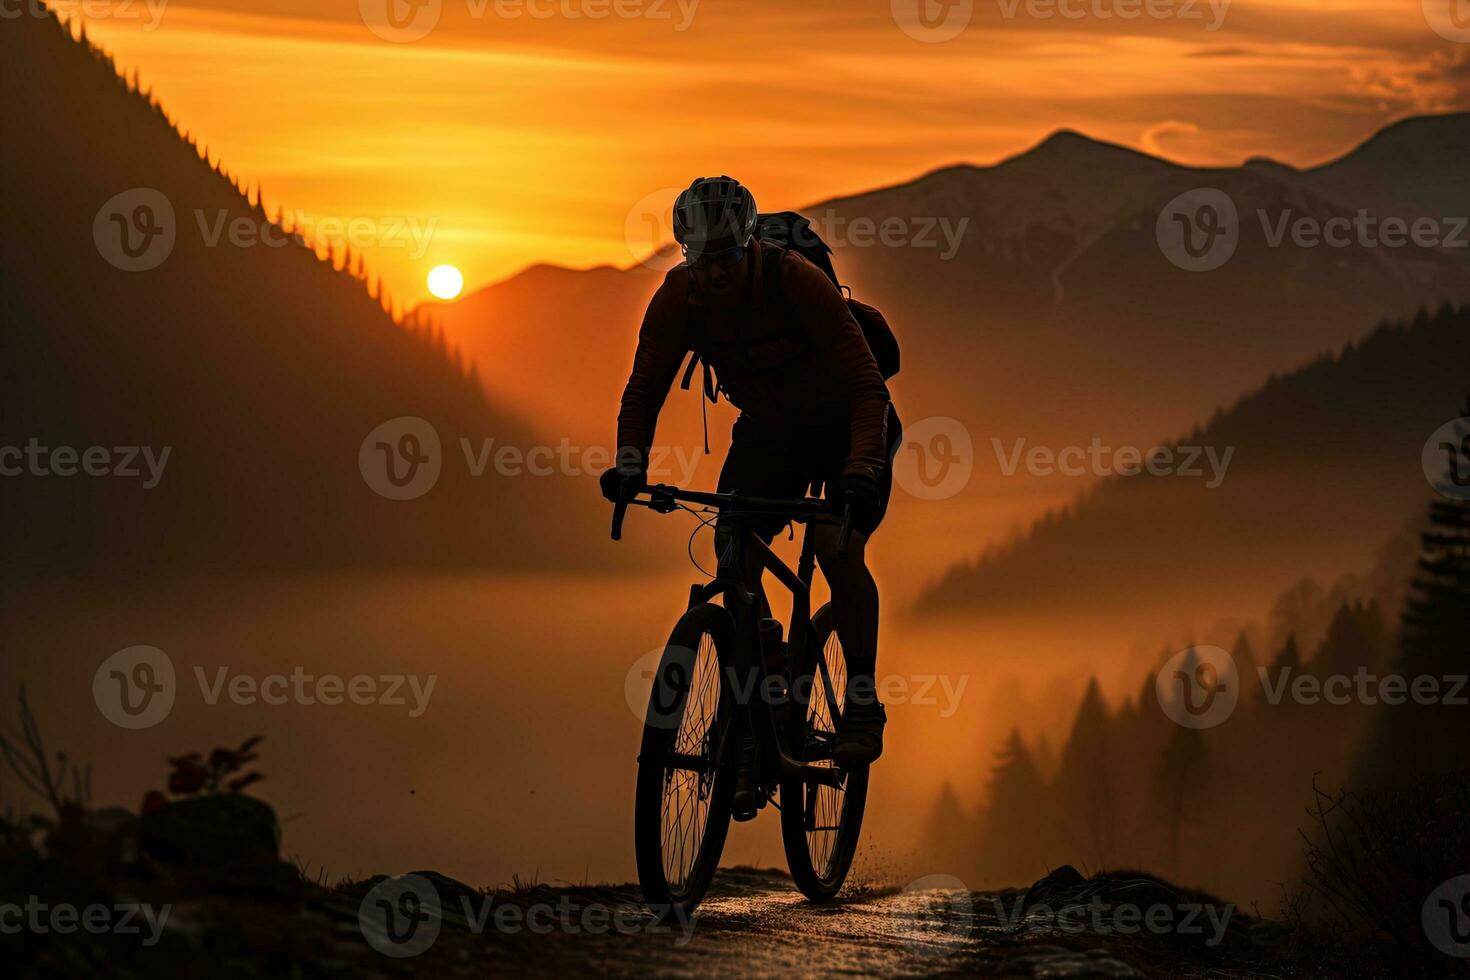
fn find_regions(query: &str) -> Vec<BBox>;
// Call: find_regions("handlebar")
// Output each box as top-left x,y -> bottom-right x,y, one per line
609,483 -> 853,550
610,482 -> 631,541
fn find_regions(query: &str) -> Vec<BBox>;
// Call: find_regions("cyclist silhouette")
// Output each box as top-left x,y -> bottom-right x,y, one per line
602,175 -> 900,783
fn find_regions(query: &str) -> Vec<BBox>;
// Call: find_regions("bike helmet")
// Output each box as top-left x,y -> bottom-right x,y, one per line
672,176 -> 757,256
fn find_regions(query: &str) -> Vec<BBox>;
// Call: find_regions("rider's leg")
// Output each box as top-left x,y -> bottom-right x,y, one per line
814,524 -> 887,766
813,526 -> 878,698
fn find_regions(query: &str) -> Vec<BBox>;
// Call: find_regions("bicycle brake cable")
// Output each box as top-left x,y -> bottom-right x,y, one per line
679,503 -> 719,579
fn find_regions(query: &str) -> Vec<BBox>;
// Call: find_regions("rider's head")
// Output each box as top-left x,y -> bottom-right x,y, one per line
673,175 -> 757,309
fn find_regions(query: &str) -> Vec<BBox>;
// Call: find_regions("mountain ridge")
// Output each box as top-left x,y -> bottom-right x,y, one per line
2,7 -> 614,572
913,304 -> 1470,621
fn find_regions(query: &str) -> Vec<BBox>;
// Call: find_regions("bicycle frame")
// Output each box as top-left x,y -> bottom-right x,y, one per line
615,483 -> 851,791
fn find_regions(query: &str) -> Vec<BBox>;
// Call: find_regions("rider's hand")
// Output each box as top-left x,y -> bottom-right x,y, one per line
832,473 -> 882,534
600,449 -> 647,503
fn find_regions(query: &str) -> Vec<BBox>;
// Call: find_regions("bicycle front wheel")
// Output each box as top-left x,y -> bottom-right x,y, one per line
780,602 -> 870,901
633,602 -> 736,919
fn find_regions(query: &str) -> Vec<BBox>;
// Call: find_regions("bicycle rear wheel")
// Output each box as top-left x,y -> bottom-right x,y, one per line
633,602 -> 736,919
780,602 -> 869,901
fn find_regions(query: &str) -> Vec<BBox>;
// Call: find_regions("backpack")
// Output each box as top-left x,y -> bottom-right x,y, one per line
678,211 -> 901,427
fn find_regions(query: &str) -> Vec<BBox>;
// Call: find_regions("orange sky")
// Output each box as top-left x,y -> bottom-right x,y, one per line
69,0 -> 1469,302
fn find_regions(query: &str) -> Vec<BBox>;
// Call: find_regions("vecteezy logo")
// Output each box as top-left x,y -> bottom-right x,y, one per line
1423,416 -> 1470,501
93,646 -> 177,729
1424,0 -> 1470,42
93,188 -> 176,272
623,187 -> 683,269
891,0 -> 974,42
359,417 -> 442,500
359,874 -> 442,958
1156,645 -> 1239,729
1423,875 -> 1470,958
359,0 -> 442,42
898,873 -> 973,957
894,416 -> 973,501
1156,188 -> 1239,272
625,646 -> 695,730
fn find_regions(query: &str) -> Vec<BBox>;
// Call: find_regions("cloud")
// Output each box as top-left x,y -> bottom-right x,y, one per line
1141,119 -> 1200,156
1350,46 -> 1470,113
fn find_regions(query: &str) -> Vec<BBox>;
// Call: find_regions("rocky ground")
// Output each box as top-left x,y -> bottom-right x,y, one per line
1,791 -> 1343,978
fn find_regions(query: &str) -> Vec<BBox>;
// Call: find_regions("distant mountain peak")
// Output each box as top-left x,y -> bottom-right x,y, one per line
1313,111 -> 1470,172
998,128 -> 1170,174
1036,128 -> 1095,150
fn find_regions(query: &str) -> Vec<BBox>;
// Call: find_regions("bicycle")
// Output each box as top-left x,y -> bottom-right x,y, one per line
610,482 -> 870,919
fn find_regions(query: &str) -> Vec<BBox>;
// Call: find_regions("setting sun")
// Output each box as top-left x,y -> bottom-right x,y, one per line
426,264 -> 464,301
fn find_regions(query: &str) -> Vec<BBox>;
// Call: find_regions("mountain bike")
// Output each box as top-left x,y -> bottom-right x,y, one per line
611,483 -> 869,919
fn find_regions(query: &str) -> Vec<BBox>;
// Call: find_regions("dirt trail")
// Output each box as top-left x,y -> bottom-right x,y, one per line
17,863 -> 1294,977
328,867 -> 1281,979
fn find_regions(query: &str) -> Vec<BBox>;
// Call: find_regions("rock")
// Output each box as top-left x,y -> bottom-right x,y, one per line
138,794 -> 280,867
1022,865 -> 1086,910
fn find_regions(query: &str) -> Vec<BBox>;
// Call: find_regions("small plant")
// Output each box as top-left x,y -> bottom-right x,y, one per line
142,736 -> 264,813
0,686 -> 90,820
1289,771 -> 1470,976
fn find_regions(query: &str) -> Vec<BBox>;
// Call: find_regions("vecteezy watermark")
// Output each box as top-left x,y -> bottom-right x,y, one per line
891,0 -> 974,42
1423,0 -> 1470,43
4,0 -> 169,30
623,186 -> 684,268
624,647 -> 969,729
898,874 -> 973,957
192,209 -> 436,259
991,438 -> 1234,488
358,0 -> 699,43
0,897 -> 171,947
359,875 -> 442,958
357,873 -> 694,958
1158,187 -> 1470,272
1156,187 -> 1239,272
788,210 -> 970,260
991,892 -> 1235,947
358,416 -> 704,501
194,667 -> 437,718
360,417 -> 444,501
1156,644 -> 1470,729
621,191 -> 971,268
0,439 -> 171,488
893,416 -> 974,501
94,188 -> 177,272
1423,416 -> 1470,502
93,646 -> 437,729
1424,875 -> 1470,958
1256,210 -> 1470,251
1257,666 -> 1469,708
1156,645 -> 1240,729
93,646 -> 177,730
93,187 -> 437,271
993,0 -> 1231,30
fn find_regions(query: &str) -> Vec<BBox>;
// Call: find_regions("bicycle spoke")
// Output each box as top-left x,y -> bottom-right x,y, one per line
804,629 -> 848,878
658,632 -> 721,892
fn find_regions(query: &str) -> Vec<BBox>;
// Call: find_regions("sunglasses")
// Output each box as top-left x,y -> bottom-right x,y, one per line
683,243 -> 748,269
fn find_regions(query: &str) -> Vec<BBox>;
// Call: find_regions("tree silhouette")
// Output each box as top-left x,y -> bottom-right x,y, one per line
977,729 -> 1050,882
1353,396 -> 1470,787
1231,630 -> 1259,703
1054,679 -> 1117,869
1310,601 -> 1388,680
1150,722 -> 1213,878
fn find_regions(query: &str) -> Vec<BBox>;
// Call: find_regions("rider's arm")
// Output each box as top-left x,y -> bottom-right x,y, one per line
615,270 -> 690,468
782,255 -> 891,482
